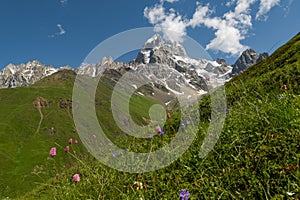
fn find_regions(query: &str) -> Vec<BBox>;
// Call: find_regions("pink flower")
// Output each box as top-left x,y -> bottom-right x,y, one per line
167,113 -> 171,119
75,140 -> 78,144
50,147 -> 56,157
69,138 -> 73,144
206,76 -> 210,81
93,134 -> 96,138
73,174 -> 80,182
65,146 -> 70,153
155,126 -> 162,133
55,173 -> 59,180
240,70 -> 244,74
282,84 -> 287,90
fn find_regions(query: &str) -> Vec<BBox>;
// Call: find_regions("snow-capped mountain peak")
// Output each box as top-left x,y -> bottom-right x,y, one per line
0,60 -> 58,88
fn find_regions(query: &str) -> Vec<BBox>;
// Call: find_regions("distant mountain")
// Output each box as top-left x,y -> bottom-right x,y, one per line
133,34 -> 232,92
0,34 -> 233,96
231,49 -> 268,76
0,60 -> 58,88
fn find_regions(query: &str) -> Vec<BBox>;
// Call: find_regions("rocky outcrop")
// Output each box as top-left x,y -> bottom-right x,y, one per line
33,96 -> 50,108
231,49 -> 268,76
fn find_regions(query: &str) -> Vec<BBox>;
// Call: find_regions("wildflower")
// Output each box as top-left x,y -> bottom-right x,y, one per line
282,84 -> 287,90
112,152 -> 116,157
167,113 -> 171,119
69,138 -> 73,144
93,134 -> 97,138
55,173 -> 59,180
75,140 -> 78,144
206,76 -> 210,81
208,118 -> 211,122
287,192 -> 295,196
155,126 -> 162,134
133,181 -> 143,190
180,189 -> 190,200
240,70 -> 243,74
73,174 -> 80,182
50,147 -> 56,157
149,134 -> 153,139
65,146 -> 70,153
160,130 -> 165,136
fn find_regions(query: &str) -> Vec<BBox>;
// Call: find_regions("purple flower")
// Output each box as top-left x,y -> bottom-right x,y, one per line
65,146 -> 70,153
208,118 -> 211,122
49,147 -> 56,157
73,174 -> 80,182
112,152 -> 116,157
159,130 -> 165,136
156,126 -> 162,133
180,189 -> 190,200
149,134 -> 153,139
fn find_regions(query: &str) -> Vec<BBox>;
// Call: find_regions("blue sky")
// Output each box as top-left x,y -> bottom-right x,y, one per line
0,0 -> 299,69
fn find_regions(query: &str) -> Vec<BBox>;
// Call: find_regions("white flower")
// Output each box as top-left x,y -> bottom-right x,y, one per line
287,192 -> 295,196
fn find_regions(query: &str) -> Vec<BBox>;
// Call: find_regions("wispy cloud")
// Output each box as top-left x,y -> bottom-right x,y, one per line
57,24 -> 66,35
60,0 -> 68,6
144,0 -> 281,56
256,0 -> 280,20
283,0 -> 295,16
49,24 -> 66,38
164,0 -> 179,3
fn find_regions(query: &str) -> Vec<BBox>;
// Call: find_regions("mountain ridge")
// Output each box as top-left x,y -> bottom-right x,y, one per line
0,34 -> 268,90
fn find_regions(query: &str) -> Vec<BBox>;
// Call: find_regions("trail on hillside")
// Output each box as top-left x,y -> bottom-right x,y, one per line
33,97 -> 49,134
36,106 -> 43,134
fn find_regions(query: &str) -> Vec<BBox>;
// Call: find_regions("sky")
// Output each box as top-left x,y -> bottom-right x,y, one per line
0,0 -> 299,69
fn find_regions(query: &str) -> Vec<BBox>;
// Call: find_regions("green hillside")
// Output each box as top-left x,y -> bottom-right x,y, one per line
0,70 -> 160,198
1,32 -> 299,199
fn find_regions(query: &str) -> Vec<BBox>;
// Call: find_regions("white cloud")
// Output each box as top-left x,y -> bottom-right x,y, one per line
226,0 -> 237,7
49,24 -> 66,38
144,0 -> 280,56
144,4 -> 188,43
256,0 -> 280,20
57,24 -> 66,35
144,4 -> 165,24
188,2 -> 253,55
164,0 -> 179,3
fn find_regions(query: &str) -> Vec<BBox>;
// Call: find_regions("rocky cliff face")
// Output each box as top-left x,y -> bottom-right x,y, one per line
133,34 -> 232,92
231,49 -> 268,76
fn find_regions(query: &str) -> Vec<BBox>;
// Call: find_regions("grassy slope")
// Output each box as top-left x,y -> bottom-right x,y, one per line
2,32 -> 300,199
0,70 -> 160,198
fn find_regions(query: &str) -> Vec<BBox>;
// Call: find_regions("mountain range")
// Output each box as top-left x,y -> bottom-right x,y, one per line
0,34 -> 268,93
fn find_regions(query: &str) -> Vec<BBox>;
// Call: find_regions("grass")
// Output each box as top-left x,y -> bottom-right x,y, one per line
1,32 -> 300,199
